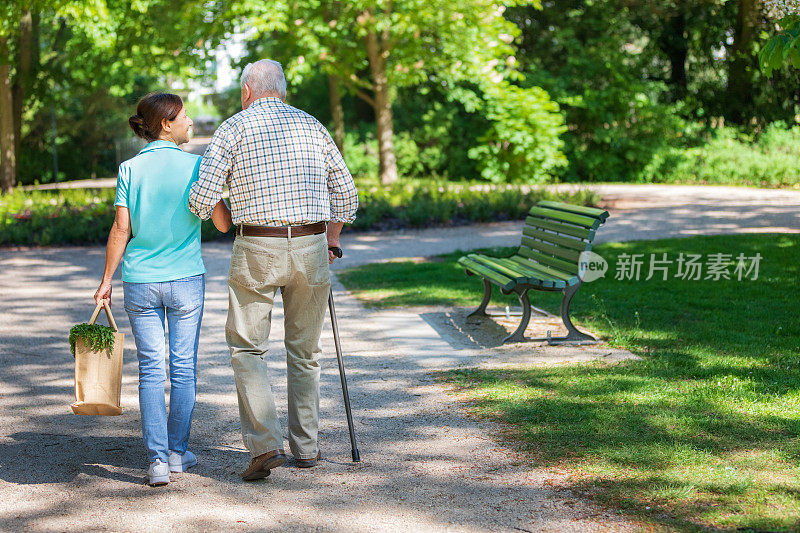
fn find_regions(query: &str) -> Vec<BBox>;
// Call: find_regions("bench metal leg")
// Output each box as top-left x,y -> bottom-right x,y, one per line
529,284 -> 597,345
467,278 -> 492,319
502,291 -> 531,344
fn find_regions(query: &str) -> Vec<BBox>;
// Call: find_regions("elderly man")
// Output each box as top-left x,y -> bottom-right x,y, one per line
188,59 -> 358,480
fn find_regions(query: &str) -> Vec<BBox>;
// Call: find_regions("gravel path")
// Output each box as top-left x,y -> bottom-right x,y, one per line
2,183 -> 795,531
0,246 -> 638,532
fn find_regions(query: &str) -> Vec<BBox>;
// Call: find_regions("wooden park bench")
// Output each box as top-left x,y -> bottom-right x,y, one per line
458,200 -> 610,344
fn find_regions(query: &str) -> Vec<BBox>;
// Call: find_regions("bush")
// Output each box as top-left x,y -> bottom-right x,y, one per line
557,85 -> 696,183
643,122 -> 800,187
343,129 -> 441,181
392,83 -> 489,180
347,81 -> 568,184
349,180 -> 600,231
342,131 -> 379,179
468,82 -> 568,184
0,188 -> 226,247
0,182 -> 601,246
0,189 -> 117,246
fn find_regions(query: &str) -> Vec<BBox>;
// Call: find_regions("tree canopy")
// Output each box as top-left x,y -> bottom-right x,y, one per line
1,0 -> 797,190
760,1 -> 800,75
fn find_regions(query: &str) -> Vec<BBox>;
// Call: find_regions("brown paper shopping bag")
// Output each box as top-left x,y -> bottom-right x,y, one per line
71,299 -> 124,416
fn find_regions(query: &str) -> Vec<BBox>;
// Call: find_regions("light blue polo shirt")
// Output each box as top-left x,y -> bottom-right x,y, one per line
114,140 -> 206,283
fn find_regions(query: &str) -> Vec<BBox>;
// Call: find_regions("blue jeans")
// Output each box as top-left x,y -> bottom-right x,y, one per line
123,274 -> 205,464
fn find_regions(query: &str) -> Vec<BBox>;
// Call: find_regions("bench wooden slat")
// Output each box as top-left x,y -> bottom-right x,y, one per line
521,235 -> 582,263
525,215 -> 595,240
457,257 -> 516,291
493,257 -> 569,288
536,200 -> 609,222
507,255 -> 578,285
472,255 -> 561,289
522,226 -> 590,252
466,254 -> 531,283
516,246 -> 580,275
528,206 -> 601,229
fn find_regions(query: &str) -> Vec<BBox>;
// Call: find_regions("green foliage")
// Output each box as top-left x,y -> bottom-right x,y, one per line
246,0 -> 532,97
8,0 -> 800,192
393,84 -> 489,179
562,88 -> 694,183
0,183 -> 599,245
344,127 -> 469,181
341,80 -> 566,183
350,181 -> 599,231
643,122 -> 800,187
0,188 -> 225,246
342,130 -> 379,179
509,1 -> 702,183
0,189 -> 116,246
468,81 -> 567,183
211,85 -> 243,126
240,0 -> 538,183
760,14 -> 800,77
505,0 -> 800,182
8,0 -> 230,185
69,322 -> 116,357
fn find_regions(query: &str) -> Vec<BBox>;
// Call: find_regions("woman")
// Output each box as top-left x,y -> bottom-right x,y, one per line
94,92 -> 231,486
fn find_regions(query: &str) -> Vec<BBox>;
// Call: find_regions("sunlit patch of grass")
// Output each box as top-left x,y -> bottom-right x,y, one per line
340,234 -> 800,529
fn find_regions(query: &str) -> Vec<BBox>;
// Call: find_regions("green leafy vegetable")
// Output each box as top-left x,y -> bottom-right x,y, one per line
69,323 -> 116,358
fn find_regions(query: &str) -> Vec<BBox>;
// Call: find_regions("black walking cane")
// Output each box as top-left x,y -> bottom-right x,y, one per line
328,246 -> 361,462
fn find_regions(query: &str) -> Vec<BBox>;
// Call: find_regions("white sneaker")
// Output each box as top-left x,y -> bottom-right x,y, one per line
168,450 -> 197,473
148,459 -> 170,486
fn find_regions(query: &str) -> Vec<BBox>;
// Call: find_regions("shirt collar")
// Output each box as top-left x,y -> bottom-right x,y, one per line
138,140 -> 183,155
248,97 -> 284,110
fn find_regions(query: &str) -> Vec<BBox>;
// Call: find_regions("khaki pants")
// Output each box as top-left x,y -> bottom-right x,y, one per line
226,232 -> 330,459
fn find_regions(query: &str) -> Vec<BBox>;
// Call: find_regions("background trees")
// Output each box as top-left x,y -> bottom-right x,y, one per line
0,0 -> 227,191
240,0 -> 555,184
1,0 -> 798,189
0,1 -> 107,191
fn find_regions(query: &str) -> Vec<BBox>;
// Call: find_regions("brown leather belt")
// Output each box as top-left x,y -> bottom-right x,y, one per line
238,221 -> 326,238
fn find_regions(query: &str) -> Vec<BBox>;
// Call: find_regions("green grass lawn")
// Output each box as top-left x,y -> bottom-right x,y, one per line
337,234 -> 800,530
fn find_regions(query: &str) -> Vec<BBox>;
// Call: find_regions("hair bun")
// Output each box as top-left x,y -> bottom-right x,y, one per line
129,92 -> 183,141
128,114 -> 146,138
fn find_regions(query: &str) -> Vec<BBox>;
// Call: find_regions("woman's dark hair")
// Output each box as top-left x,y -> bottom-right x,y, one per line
128,92 -> 183,142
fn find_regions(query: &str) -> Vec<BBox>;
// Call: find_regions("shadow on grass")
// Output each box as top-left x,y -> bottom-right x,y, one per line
442,359 -> 800,530
435,235 -> 800,530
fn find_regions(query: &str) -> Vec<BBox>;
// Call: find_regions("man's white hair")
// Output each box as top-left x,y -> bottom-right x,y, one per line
241,59 -> 287,99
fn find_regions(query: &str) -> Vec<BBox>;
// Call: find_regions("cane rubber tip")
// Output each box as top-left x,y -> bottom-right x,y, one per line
352,449 -> 361,462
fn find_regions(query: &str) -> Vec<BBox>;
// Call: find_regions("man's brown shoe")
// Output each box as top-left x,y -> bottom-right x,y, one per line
241,450 -> 287,481
295,451 -> 321,468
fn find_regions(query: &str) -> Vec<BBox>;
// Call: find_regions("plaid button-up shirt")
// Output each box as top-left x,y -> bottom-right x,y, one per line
188,97 -> 358,226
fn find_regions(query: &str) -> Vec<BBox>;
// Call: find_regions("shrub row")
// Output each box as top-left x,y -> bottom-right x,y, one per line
0,183 -> 600,247
643,122 -> 800,188
350,182 -> 598,231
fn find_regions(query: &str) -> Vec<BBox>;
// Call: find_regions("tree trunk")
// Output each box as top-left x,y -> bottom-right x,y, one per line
328,74 -> 345,155
728,0 -> 760,123
659,11 -> 688,101
13,10 -> 34,162
0,37 -> 16,192
365,28 -> 397,184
